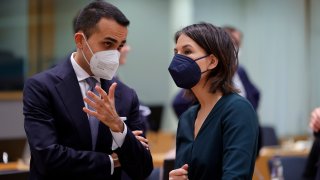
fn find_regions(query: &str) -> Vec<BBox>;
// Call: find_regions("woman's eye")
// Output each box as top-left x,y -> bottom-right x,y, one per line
173,50 -> 178,55
183,50 -> 192,55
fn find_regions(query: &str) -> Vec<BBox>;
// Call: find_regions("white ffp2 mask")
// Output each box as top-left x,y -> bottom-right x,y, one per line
81,34 -> 120,80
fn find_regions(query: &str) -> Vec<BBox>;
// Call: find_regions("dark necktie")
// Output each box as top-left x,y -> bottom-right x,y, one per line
85,77 -> 100,150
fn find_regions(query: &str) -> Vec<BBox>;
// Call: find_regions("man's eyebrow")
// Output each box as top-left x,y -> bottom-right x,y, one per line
103,37 -> 126,45
104,37 -> 117,43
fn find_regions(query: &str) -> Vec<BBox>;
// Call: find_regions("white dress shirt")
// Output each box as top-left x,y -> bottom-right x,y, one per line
70,52 -> 127,174
233,72 -> 246,98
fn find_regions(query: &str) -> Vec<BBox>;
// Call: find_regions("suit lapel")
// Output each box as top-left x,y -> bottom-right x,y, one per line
55,59 -> 92,149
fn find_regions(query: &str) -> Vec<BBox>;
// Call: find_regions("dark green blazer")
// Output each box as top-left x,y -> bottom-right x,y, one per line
175,93 -> 259,180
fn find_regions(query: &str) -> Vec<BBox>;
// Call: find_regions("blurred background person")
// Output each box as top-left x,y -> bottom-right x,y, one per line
223,26 -> 260,110
117,44 -> 151,135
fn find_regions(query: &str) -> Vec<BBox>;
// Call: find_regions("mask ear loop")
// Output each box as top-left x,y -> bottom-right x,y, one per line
80,33 -> 95,66
194,54 -> 210,61
81,33 -> 95,55
194,54 -> 211,74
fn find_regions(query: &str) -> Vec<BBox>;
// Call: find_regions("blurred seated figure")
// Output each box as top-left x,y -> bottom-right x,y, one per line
260,126 -> 279,147
0,50 -> 24,90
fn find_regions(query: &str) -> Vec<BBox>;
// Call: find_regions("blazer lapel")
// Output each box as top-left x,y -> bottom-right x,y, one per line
55,59 -> 92,149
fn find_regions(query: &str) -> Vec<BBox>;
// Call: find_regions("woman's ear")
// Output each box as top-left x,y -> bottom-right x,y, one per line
74,32 -> 84,49
208,54 -> 218,69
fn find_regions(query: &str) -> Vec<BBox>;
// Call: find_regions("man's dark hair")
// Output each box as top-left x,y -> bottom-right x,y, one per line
75,1 -> 130,38
222,26 -> 243,48
174,22 -> 239,95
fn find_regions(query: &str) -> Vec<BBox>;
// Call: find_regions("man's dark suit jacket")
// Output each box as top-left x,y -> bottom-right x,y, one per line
23,56 -> 153,180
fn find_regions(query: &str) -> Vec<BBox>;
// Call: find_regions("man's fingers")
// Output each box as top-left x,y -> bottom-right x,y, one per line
96,86 -> 108,99
132,130 -> 143,136
132,130 -> 149,149
83,107 -> 99,118
108,83 -> 117,102
84,92 -> 101,108
140,141 -> 149,149
135,136 -> 148,143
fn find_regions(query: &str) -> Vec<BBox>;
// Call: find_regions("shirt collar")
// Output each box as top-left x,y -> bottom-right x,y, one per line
70,52 -> 100,83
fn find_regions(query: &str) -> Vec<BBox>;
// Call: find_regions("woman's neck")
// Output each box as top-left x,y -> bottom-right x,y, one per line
192,81 -> 223,111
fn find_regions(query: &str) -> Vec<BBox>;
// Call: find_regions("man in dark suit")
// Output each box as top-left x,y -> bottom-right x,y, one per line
23,1 -> 153,180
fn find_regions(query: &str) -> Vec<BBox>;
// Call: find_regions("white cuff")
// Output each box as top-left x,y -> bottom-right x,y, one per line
109,155 -> 114,175
111,122 -> 127,150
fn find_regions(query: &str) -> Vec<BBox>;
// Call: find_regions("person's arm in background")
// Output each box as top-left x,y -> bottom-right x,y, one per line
303,107 -> 320,179
309,107 -> 320,135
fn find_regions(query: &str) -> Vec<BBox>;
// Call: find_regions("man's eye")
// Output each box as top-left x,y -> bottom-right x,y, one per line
104,42 -> 112,47
117,44 -> 124,51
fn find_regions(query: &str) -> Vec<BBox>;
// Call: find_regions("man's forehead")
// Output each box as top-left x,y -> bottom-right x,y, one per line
97,18 -> 127,36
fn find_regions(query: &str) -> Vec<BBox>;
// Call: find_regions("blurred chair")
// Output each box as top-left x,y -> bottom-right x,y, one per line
261,126 -> 279,147
268,156 -> 307,180
146,105 -> 164,132
0,50 -> 24,90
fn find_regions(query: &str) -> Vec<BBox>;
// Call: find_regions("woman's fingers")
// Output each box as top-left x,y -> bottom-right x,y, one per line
169,164 -> 188,179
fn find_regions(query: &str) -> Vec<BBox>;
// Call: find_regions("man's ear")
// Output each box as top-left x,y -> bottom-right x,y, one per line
74,32 -> 84,49
208,54 -> 218,69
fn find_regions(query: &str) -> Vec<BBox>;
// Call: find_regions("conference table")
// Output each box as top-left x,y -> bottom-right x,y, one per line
0,160 -> 28,171
0,160 -> 29,180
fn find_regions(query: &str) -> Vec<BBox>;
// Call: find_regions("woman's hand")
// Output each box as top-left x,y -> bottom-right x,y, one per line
169,164 -> 189,180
